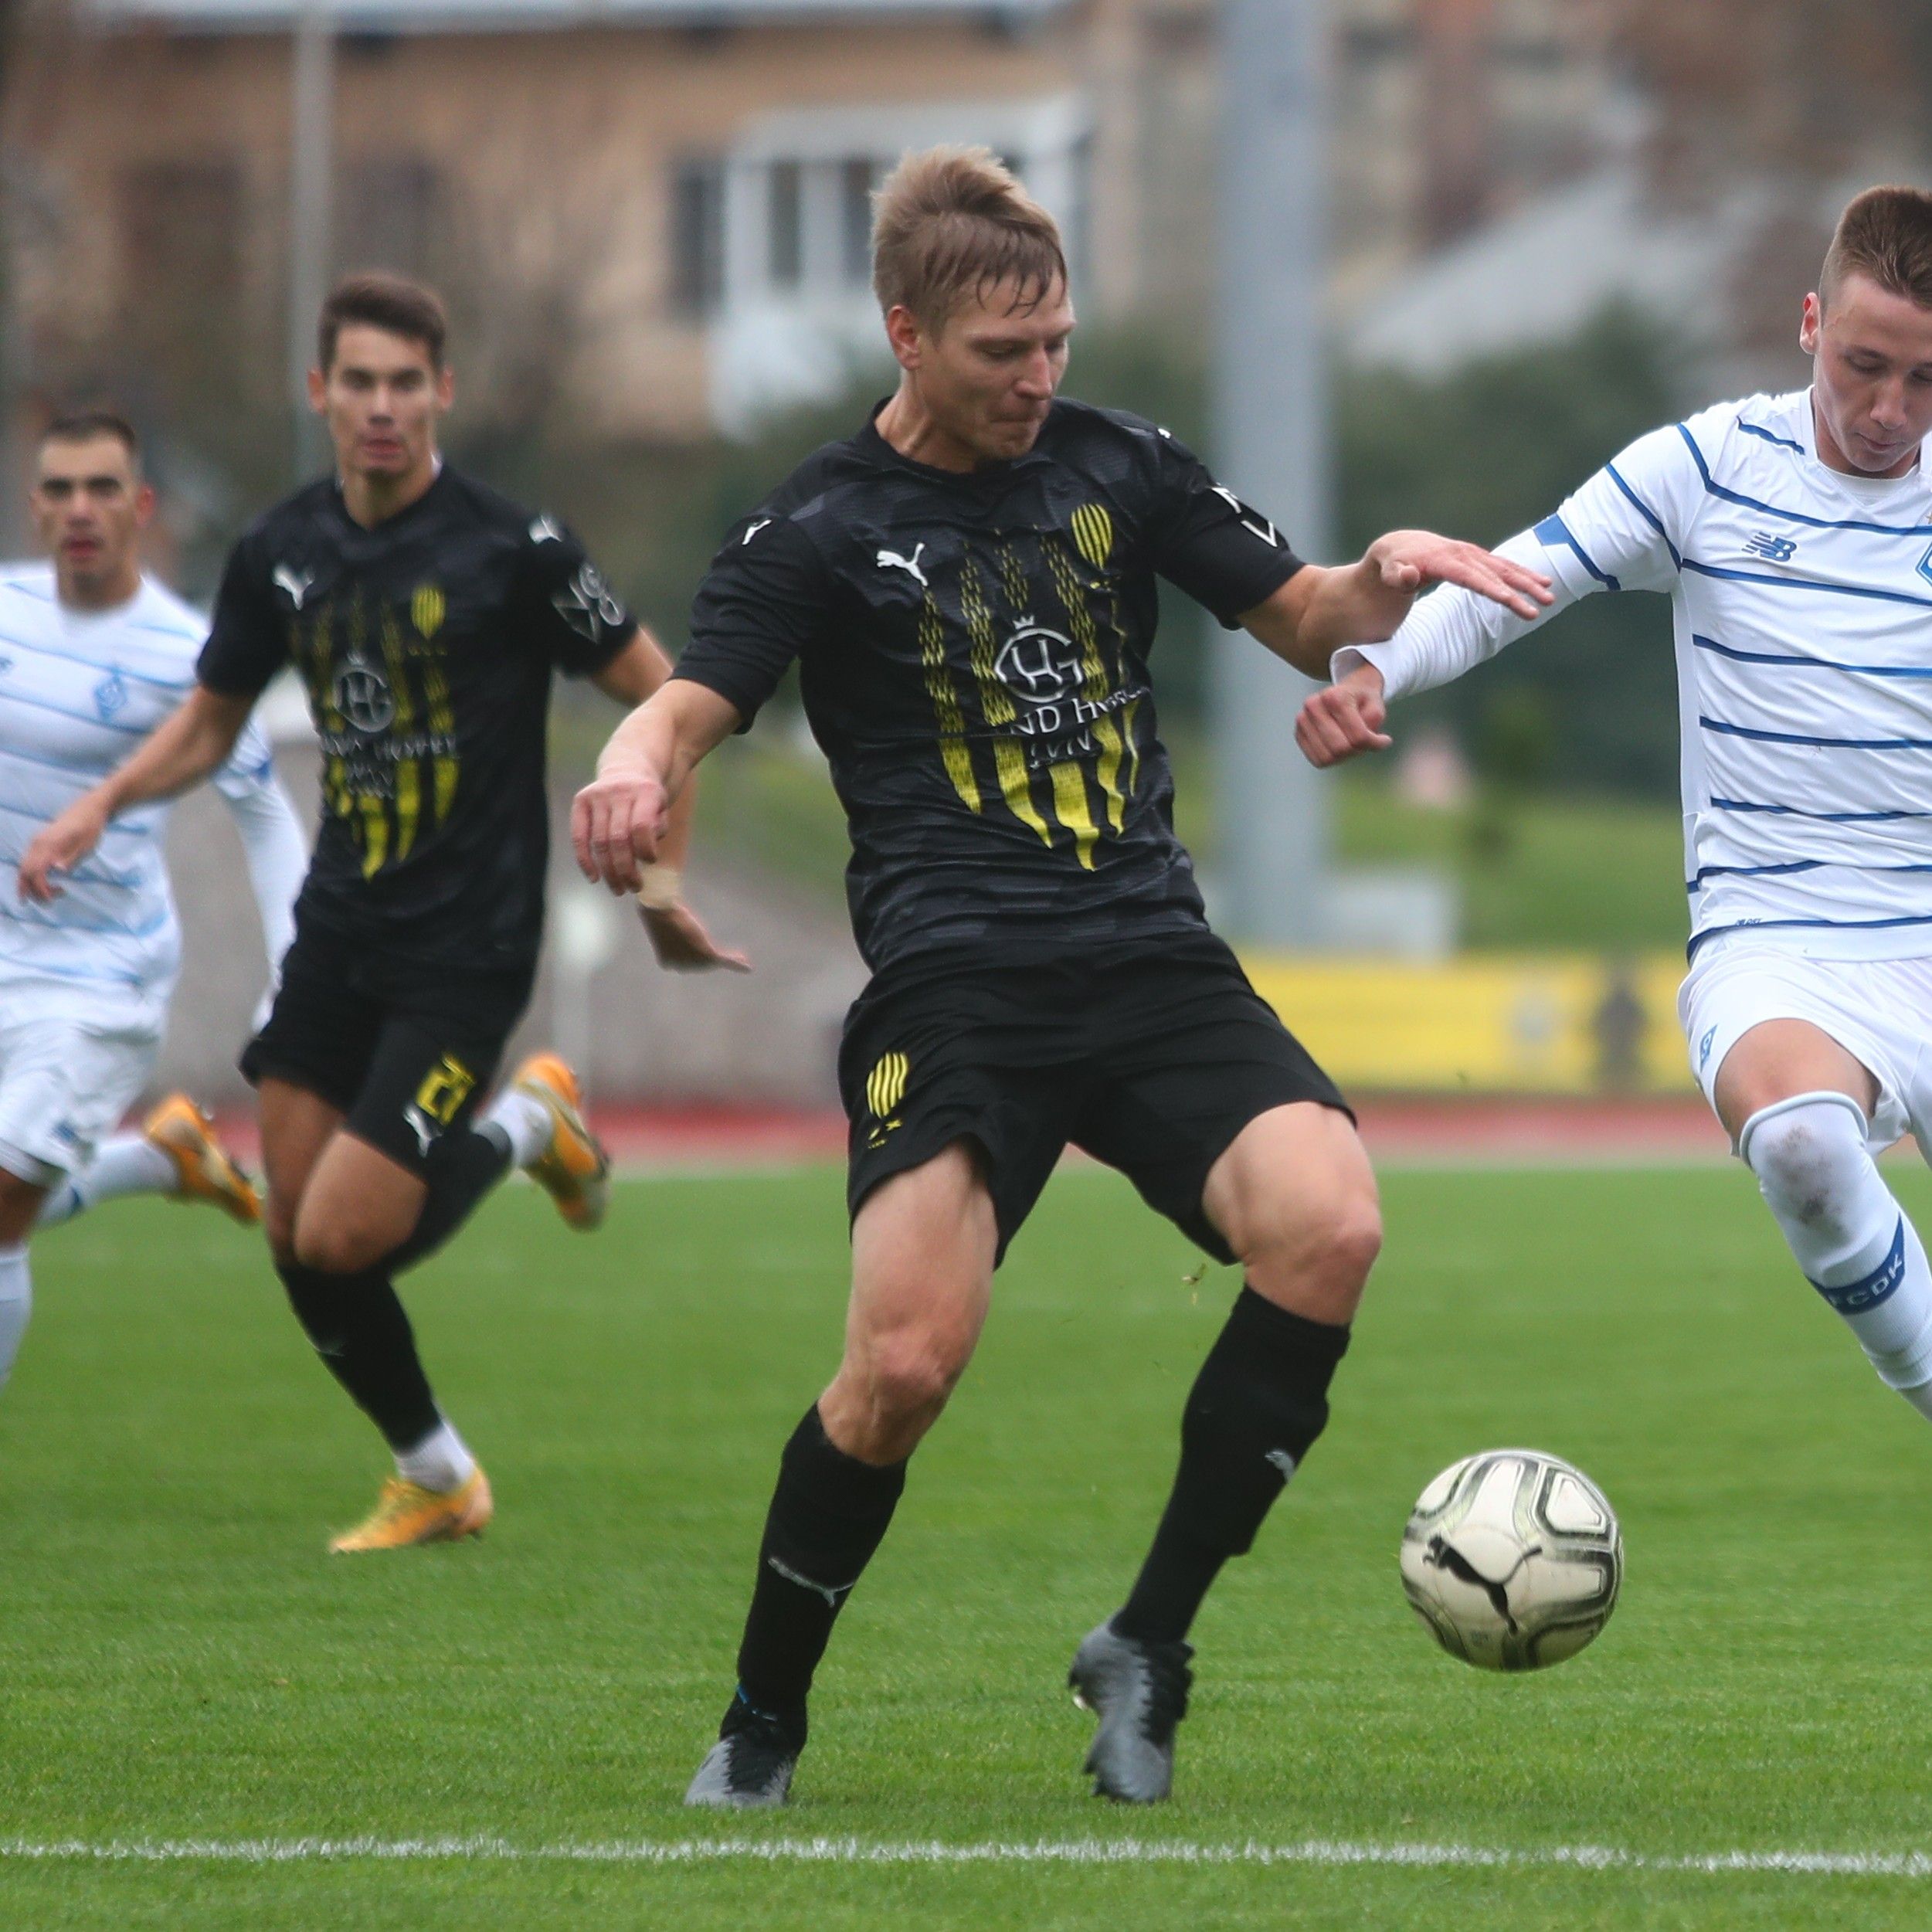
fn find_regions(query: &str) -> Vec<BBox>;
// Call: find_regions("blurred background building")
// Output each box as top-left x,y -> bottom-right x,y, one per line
5,0 -> 1932,1109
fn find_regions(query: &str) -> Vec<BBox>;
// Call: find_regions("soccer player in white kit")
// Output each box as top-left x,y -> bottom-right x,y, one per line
0,410 -> 307,1394
1298,185 -> 1932,1424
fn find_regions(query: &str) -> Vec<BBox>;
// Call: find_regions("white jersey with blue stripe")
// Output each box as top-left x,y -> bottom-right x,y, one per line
0,563 -> 282,1029
1341,388 -> 1932,961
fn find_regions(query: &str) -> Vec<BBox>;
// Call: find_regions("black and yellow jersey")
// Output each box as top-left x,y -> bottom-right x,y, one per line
199,465 -> 631,971
675,399 -> 1303,973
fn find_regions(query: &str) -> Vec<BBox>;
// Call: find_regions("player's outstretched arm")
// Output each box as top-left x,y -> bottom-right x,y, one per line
586,631 -> 749,973
573,679 -> 742,897
1241,531 -> 1553,677
17,685 -> 255,903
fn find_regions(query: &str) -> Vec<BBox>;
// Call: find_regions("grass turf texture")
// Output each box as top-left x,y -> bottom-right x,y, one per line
6,1165 -> 1932,1928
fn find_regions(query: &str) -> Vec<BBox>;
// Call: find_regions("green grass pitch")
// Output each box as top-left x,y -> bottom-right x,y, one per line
6,1162 -> 1932,1928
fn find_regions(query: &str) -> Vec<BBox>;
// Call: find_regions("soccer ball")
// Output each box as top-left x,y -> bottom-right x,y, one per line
1399,1448 -> 1622,1672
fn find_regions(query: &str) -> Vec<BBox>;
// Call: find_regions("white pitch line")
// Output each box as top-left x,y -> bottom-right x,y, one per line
2,1835 -> 1930,1877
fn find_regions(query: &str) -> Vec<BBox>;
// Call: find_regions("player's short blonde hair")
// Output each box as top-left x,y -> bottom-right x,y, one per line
1820,185 -> 1932,311
871,145 -> 1068,331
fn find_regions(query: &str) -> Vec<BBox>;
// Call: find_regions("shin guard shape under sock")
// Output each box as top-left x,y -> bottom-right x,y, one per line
1114,1287 -> 1350,1645
277,1258 -> 441,1450
384,1126 -> 513,1275
734,1405 -> 907,1719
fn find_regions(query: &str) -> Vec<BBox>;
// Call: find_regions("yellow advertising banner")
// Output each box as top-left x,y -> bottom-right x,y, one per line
1239,952 -> 1694,1095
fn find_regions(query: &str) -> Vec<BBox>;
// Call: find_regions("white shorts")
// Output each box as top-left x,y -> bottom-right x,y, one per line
0,1010 -> 158,1186
1679,941 -> 1932,1157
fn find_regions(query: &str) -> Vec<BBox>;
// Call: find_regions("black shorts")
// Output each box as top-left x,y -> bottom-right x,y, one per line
242,909 -> 533,1176
838,931 -> 1351,1266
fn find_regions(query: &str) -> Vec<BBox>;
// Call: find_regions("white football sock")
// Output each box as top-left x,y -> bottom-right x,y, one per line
480,1089 -> 550,1170
1742,1092 -> 1932,1407
0,1243 -> 31,1394
35,1135 -> 178,1229
394,1417 -> 477,1494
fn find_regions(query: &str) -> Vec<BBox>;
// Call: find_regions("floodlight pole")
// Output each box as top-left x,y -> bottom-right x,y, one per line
1210,0 -> 1333,947
287,2 -> 336,480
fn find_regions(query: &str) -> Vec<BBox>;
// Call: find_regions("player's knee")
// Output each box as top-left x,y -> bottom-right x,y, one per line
864,1332 -> 968,1424
1744,1100 -> 1864,1231
1241,1189 -> 1382,1295
290,1214 -> 389,1276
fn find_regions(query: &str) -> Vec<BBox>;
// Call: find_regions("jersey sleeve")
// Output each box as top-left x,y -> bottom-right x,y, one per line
511,517 -> 637,675
1530,419 -> 1700,601
672,513 -> 829,729
1336,420 -> 1702,702
210,711 -> 280,802
1141,430 -> 1306,625
197,533 -> 287,698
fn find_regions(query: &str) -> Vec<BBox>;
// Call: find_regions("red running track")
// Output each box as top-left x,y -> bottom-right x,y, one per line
197,1094 -> 1733,1171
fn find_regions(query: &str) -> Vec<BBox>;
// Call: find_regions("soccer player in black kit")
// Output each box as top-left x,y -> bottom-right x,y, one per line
23,273 -> 745,1551
576,150 -> 1551,1804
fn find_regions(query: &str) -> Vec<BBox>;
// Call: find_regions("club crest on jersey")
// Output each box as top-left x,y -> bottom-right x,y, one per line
333,657 -> 396,733
1917,542 -> 1932,589
993,621 -> 1143,772
995,623 -> 1085,711
411,583 -> 446,639
1743,530 -> 1798,563
93,671 -> 127,720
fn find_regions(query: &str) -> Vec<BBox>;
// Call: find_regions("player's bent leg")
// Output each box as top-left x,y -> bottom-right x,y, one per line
688,1143 -> 999,1810
260,1086 -> 485,1546
1078,1104 -> 1376,1803
1718,1024 -> 1932,1417
0,1164 -> 46,1396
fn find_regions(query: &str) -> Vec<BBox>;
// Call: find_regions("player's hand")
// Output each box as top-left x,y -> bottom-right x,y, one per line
1357,530 -> 1553,637
571,766 -> 668,893
639,900 -> 752,973
17,793 -> 110,903
1296,664 -> 1391,768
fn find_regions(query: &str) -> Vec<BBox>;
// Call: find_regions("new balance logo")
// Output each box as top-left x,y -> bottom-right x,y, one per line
1743,531 -> 1798,563
273,564 -> 315,609
876,543 -> 928,588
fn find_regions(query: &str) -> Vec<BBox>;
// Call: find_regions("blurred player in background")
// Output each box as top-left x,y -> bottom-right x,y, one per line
576,147 -> 1549,1806
0,410 -> 307,1400
23,273 -> 745,1550
1300,185 -> 1932,1441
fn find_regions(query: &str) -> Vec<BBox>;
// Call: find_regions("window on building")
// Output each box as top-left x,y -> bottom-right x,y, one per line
669,154 -> 725,318
338,156 -> 442,273
840,157 -> 877,286
120,158 -> 243,304
768,160 -> 803,290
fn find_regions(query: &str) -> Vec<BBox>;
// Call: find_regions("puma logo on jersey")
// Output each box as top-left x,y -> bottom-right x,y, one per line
742,518 -> 772,545
1210,487 -> 1280,547
876,543 -> 929,588
273,564 -> 315,609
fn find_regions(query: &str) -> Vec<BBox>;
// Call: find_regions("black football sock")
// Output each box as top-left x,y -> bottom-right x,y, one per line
732,1405 -> 908,1723
1112,1286 -> 1351,1647
384,1124 -> 514,1275
277,1258 -> 441,1452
